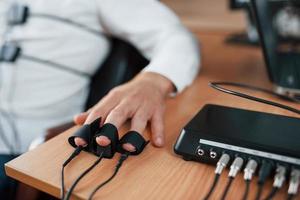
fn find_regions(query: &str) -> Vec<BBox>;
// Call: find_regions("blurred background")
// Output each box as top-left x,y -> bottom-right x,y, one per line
162,0 -> 246,32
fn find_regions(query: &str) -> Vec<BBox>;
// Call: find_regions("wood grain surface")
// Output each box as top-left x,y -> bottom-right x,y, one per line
5,32 -> 300,200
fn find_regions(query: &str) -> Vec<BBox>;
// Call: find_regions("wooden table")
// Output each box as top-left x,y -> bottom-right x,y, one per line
5,32 -> 300,200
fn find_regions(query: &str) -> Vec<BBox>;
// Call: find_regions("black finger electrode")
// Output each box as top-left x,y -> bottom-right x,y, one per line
94,123 -> 119,158
66,127 -> 149,200
65,121 -> 120,200
68,118 -> 101,152
87,131 -> 149,200
118,131 -> 149,155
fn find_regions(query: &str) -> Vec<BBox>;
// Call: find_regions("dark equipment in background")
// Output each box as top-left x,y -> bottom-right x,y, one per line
251,0 -> 300,101
226,0 -> 260,46
226,0 -> 300,46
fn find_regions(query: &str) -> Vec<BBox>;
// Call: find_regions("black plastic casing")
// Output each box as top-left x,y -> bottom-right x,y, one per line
174,104 -> 300,169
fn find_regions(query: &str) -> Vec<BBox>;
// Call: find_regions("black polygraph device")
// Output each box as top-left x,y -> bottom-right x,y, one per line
174,104 -> 300,168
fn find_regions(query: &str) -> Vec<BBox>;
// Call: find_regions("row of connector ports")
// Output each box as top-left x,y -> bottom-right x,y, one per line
194,144 -> 300,200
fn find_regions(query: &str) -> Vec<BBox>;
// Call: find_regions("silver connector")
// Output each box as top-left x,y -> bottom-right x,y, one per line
229,157 -> 244,178
288,169 -> 300,195
244,159 -> 258,181
273,165 -> 286,188
215,154 -> 230,175
196,147 -> 205,156
210,150 -> 217,159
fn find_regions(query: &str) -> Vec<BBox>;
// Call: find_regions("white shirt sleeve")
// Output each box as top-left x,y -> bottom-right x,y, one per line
94,0 -> 201,93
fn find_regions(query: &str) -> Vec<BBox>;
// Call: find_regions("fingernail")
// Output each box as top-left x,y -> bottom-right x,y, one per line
96,136 -> 111,146
74,137 -> 87,147
122,143 -> 136,152
155,137 -> 164,147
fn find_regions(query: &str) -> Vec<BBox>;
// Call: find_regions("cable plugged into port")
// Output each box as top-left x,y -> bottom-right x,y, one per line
215,153 -> 230,175
264,165 -> 287,200
242,159 -> 258,200
61,146 -> 83,199
220,157 -> 244,200
255,160 -> 273,200
287,169 -> 300,200
228,157 -> 244,178
203,153 -> 230,200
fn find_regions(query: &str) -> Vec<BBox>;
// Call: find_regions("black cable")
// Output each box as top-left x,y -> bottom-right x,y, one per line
87,153 -> 129,200
21,54 -> 91,78
255,161 -> 273,200
0,63 -> 13,153
61,146 -> 83,200
243,159 -> 258,200
203,174 -> 220,200
209,82 -> 300,115
2,110 -> 20,153
220,157 -> 243,200
211,82 -> 299,102
0,61 -> 20,154
203,154 -> 230,200
287,194 -> 294,200
220,177 -> 234,200
264,187 -> 279,200
242,180 -> 250,200
264,165 -> 287,200
31,13 -> 107,38
0,112 -> 15,153
64,151 -> 104,200
256,184 -> 264,200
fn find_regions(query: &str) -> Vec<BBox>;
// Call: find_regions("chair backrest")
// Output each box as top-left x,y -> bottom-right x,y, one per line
85,38 -> 149,109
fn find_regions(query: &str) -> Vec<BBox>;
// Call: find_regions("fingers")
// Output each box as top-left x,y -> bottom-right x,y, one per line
123,108 -> 149,152
74,137 -> 87,147
130,109 -> 149,133
74,89 -> 123,147
83,88 -> 124,125
73,111 -> 89,125
104,101 -> 136,128
150,108 -> 165,147
84,96 -> 119,125
75,107 -> 165,150
96,136 -> 111,146
96,101 -> 137,147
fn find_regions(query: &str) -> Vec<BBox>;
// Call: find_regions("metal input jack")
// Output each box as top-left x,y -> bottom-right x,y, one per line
210,150 -> 217,159
196,147 -> 205,156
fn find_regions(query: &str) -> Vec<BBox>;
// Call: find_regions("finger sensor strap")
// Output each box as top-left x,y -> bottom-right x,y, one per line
118,131 -> 149,155
94,123 -> 118,158
68,118 -> 101,152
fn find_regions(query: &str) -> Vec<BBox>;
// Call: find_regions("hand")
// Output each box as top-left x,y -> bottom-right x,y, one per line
73,72 -> 174,152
